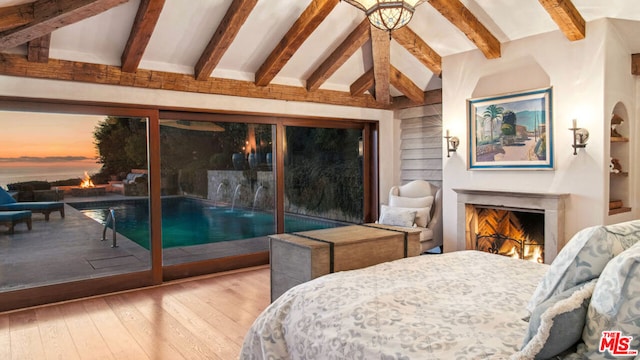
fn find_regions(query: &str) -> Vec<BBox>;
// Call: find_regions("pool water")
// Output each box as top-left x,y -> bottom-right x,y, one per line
71,197 -> 343,250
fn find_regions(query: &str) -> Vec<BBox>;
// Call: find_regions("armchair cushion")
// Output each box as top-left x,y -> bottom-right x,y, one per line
389,195 -> 434,210
378,205 -> 417,227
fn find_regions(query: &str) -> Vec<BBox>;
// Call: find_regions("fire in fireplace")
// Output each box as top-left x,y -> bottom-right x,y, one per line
472,206 -> 544,263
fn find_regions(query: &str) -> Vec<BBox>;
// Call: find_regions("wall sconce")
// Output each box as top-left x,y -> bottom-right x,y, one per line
444,130 -> 459,157
570,119 -> 589,155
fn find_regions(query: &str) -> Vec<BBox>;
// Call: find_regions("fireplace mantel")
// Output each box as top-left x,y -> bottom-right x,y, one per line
453,188 -> 570,264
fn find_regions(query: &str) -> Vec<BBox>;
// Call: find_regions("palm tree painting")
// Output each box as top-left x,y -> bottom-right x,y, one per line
468,88 -> 553,170
482,104 -> 504,142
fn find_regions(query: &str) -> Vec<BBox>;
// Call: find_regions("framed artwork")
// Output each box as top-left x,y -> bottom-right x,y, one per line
468,87 -> 553,170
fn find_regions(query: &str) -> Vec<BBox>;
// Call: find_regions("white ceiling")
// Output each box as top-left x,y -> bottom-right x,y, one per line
3,0 -> 640,96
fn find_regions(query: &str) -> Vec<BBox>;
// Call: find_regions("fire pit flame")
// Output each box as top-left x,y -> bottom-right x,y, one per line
80,171 -> 95,188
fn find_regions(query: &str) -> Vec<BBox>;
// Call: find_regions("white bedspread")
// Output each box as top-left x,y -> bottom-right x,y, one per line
241,250 -> 548,360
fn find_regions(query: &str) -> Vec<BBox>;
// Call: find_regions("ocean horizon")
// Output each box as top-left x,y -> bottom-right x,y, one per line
0,160 -> 103,189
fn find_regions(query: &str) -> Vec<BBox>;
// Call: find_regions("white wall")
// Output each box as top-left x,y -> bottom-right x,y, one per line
0,75 -> 397,209
604,19 -> 638,225
441,19 -> 636,252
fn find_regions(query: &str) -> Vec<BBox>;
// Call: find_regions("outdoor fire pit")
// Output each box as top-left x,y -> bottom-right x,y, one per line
71,185 -> 107,197
70,172 -> 107,197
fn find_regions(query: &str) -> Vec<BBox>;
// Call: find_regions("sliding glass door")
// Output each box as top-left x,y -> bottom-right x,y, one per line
0,107 -> 154,311
283,126 -> 364,230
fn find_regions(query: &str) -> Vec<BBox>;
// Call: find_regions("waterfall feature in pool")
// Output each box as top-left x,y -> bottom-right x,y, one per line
71,197 -> 344,250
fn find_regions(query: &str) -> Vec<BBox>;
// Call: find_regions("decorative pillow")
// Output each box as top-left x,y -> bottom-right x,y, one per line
513,279 -> 597,360
378,205 -> 417,227
526,225 -> 611,313
527,221 -> 640,315
604,219 -> 640,253
389,194 -> 434,209
578,241 -> 640,358
381,205 -> 430,227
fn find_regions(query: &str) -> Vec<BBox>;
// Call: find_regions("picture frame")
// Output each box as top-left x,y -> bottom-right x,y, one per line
468,87 -> 553,170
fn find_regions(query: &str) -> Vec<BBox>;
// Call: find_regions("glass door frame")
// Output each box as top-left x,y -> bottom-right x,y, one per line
0,99 -> 379,312
0,98 -> 160,312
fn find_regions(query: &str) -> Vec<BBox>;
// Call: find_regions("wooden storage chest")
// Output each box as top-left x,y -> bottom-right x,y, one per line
270,224 -> 421,301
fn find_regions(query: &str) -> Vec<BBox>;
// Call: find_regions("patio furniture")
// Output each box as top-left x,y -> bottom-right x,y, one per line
0,187 -> 65,221
0,210 -> 32,234
109,169 -> 148,196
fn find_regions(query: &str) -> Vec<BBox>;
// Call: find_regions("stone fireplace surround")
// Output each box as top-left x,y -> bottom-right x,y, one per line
453,189 -> 569,264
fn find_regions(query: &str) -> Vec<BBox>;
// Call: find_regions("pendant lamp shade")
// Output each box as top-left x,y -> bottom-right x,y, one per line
343,0 -> 425,32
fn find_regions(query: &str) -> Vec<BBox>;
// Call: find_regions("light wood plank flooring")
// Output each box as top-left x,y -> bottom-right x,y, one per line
0,265 -> 270,360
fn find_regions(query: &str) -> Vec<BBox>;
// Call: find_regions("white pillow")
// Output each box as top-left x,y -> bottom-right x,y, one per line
389,194 -> 434,209
381,205 -> 430,227
378,205 -> 417,227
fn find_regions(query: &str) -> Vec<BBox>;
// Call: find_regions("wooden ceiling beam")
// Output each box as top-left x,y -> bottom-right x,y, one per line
350,68 -> 374,96
194,0 -> 257,81
632,54 -> 640,75
0,3 -> 34,32
27,34 -> 51,63
306,18 -> 369,91
538,0 -> 585,41
392,89 -> 442,109
427,0 -> 500,59
121,0 -> 166,73
0,0 -> 129,51
254,0 -> 339,86
0,53 -> 397,109
390,65 -> 424,104
370,25 -> 390,105
392,26 -> 441,76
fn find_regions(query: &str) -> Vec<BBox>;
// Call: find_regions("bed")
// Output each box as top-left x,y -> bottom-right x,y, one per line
241,221 -> 640,360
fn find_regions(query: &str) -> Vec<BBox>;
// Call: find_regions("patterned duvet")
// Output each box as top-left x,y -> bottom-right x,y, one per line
241,250 -> 548,359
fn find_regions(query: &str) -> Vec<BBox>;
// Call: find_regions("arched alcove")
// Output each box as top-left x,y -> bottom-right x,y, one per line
608,101 -> 631,215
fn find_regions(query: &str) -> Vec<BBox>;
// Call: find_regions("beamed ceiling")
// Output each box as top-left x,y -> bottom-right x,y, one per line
0,0 -> 640,110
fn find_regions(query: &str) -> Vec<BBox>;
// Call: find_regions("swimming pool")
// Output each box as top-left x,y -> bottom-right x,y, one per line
70,197 -> 345,250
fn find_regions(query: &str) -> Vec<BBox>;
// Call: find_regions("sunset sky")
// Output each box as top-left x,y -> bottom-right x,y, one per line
0,111 -> 104,159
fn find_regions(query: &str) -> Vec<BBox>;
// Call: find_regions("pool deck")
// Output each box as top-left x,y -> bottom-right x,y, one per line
0,192 -> 268,292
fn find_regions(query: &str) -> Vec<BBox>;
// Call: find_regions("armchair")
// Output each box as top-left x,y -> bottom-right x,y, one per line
387,180 -> 443,253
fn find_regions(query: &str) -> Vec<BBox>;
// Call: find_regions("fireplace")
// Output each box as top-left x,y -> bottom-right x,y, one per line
453,189 -> 569,264
471,206 -> 545,263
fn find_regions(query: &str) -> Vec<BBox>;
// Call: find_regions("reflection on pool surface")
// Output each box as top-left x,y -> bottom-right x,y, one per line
70,197 -> 344,250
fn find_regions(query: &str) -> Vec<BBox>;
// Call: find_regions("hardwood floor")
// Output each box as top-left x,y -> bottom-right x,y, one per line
0,265 -> 271,360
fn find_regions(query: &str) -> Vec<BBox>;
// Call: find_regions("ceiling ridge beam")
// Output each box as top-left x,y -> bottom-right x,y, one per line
121,0 -> 166,73
0,53 -> 415,109
306,18 -> 370,91
370,25 -> 390,105
194,0 -> 257,81
390,65 -> 424,104
254,0 -> 339,87
538,0 -> 585,41
0,3 -> 34,32
392,26 -> 441,77
427,0 -> 501,59
0,0 -> 130,51
27,34 -> 51,63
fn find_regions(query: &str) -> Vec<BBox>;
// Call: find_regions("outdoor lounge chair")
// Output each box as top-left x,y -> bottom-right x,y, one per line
0,187 -> 65,221
0,210 -> 32,234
